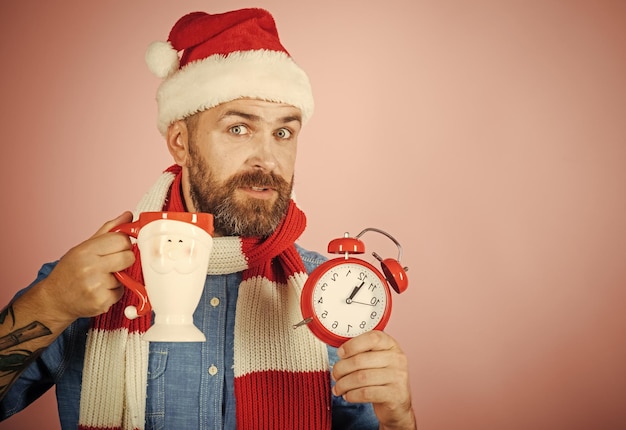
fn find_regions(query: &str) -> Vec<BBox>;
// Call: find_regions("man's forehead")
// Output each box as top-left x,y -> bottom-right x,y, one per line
210,98 -> 303,122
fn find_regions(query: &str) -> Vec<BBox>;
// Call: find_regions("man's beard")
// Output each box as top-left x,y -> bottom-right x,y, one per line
187,156 -> 293,238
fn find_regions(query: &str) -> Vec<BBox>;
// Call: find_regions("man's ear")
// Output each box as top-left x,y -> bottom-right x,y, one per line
167,120 -> 191,166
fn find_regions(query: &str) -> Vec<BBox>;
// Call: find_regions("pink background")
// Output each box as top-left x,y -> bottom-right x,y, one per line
1,1 -> 625,429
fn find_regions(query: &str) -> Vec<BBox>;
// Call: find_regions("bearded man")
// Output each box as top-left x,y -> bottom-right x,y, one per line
0,8 -> 416,430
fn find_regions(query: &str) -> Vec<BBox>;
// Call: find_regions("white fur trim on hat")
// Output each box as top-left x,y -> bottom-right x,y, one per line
154,50 -> 314,135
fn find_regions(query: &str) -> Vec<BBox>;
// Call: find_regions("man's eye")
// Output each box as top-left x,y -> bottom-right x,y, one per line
275,128 -> 292,139
229,125 -> 249,135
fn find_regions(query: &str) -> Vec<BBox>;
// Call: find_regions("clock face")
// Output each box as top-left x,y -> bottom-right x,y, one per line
311,260 -> 390,340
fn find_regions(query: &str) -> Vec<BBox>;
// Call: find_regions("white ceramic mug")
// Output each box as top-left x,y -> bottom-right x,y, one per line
111,212 -> 214,342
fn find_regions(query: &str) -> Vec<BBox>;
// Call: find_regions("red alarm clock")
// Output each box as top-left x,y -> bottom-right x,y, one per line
295,228 -> 409,347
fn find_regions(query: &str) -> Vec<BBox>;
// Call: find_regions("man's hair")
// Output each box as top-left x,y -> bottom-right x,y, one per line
184,113 -> 200,139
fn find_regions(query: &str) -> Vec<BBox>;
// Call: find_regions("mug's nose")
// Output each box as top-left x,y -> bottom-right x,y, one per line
165,238 -> 185,259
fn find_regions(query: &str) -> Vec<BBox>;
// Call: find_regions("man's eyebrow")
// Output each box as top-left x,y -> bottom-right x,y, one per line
280,114 -> 302,124
221,110 -> 302,124
222,110 -> 260,121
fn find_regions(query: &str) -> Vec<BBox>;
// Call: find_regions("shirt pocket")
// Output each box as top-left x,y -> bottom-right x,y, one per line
145,346 -> 168,430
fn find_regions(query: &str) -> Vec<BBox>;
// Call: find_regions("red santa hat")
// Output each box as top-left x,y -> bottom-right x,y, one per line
146,8 -> 314,135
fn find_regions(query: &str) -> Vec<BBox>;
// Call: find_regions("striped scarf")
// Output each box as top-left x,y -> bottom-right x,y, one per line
78,165 -> 331,430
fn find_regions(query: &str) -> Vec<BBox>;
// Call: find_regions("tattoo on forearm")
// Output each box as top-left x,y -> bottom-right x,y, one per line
0,305 -> 15,326
0,304 -> 53,398
0,321 -> 53,351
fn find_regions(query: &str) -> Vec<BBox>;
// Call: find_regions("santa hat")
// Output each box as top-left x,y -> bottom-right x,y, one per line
146,8 -> 314,135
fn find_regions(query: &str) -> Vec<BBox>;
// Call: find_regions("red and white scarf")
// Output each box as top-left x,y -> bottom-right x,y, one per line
78,165 -> 331,430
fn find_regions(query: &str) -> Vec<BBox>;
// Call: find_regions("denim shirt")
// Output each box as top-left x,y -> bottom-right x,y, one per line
1,245 -> 379,429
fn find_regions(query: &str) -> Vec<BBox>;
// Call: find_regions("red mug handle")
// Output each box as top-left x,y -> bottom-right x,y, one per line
110,219 -> 152,319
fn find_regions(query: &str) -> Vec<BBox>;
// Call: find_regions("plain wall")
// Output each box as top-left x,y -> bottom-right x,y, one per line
1,1 -> 625,429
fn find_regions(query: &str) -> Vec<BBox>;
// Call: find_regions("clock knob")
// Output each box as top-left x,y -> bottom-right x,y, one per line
327,233 -> 365,254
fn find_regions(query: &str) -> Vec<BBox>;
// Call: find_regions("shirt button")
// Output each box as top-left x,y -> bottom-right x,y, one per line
210,297 -> 220,307
208,365 -> 218,376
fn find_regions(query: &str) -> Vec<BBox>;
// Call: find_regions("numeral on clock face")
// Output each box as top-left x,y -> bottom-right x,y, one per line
313,262 -> 387,338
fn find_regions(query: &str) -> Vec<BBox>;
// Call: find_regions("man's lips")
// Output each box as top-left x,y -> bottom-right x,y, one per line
239,186 -> 276,200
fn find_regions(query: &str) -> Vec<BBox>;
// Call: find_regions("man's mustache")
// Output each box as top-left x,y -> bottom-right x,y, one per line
226,170 -> 290,190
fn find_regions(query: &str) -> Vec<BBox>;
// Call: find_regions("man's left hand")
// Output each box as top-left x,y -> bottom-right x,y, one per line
332,330 -> 417,430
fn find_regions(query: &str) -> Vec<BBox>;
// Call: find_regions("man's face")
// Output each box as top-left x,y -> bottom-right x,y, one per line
182,99 -> 301,237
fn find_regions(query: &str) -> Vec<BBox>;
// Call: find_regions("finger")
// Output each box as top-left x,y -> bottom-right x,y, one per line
87,231 -> 134,257
336,382 -> 390,405
104,285 -> 125,307
84,284 -> 126,317
338,330 -> 396,359
333,349 -> 389,379
99,248 -> 136,275
333,367 -> 391,398
91,211 -> 134,238
63,233 -> 133,268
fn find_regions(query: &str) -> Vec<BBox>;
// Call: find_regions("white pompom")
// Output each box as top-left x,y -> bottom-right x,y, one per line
124,305 -> 139,320
145,41 -> 179,78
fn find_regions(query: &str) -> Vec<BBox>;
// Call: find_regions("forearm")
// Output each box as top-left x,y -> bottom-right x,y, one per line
0,281 -> 73,400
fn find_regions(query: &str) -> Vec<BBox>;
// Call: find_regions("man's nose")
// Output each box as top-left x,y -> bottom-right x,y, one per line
248,133 -> 277,171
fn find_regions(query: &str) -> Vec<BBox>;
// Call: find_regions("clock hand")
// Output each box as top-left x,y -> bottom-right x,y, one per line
346,281 -> 365,304
351,300 -> 375,306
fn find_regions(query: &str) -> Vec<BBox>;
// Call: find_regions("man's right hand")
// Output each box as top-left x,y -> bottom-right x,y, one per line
36,211 -> 136,325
